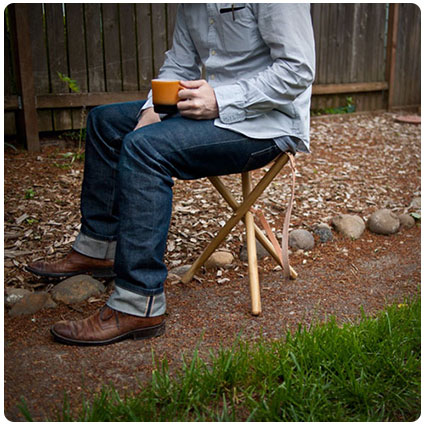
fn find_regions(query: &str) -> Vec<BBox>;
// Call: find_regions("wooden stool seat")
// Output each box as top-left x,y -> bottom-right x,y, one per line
181,153 -> 297,315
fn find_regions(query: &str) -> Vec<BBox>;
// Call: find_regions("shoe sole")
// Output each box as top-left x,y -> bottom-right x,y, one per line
25,266 -> 116,280
50,322 -> 165,346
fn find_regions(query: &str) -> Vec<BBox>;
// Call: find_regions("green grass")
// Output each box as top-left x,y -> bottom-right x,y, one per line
20,296 -> 421,421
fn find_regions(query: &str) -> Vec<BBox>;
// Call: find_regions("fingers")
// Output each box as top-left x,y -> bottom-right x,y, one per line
180,79 -> 206,89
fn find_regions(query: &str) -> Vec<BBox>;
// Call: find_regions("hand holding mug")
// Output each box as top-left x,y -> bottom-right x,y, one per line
177,80 -> 219,120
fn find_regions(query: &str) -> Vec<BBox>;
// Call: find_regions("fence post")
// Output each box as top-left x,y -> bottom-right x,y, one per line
8,4 -> 40,152
385,4 -> 400,111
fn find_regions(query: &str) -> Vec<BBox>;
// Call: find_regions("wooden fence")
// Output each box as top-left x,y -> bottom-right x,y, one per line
4,3 -> 421,151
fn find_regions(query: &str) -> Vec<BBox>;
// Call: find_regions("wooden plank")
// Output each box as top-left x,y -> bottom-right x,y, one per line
400,4 -> 420,106
312,81 -> 388,95
65,3 -> 87,130
45,3 -> 72,131
326,4 -> 338,84
102,3 -> 122,92
36,91 -> 148,108
317,4 -> 328,85
5,95 -> 19,110
151,3 -> 167,77
4,112 -> 17,136
27,3 -> 52,131
386,4 -> 399,109
166,4 -> 178,49
8,4 -> 40,151
119,3 -> 138,91
135,3 -> 153,87
65,4 -> 87,91
4,8 -> 15,96
84,3 -> 105,92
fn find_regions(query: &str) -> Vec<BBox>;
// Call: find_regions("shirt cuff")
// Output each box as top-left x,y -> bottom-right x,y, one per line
214,84 -> 246,124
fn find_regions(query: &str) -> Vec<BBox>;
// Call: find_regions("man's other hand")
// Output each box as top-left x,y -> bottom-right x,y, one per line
134,107 -> 161,130
178,80 -> 219,120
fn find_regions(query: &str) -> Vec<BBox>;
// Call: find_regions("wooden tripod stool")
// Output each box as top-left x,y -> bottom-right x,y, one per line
181,153 -> 297,315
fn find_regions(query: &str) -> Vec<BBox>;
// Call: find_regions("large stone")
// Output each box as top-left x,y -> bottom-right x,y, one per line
399,213 -> 416,229
288,229 -> 315,250
169,264 -> 192,277
5,288 -> 31,308
205,251 -> 234,269
313,223 -> 333,243
8,292 -> 56,317
239,240 -> 269,261
367,209 -> 400,235
51,275 -> 105,304
332,214 -> 365,240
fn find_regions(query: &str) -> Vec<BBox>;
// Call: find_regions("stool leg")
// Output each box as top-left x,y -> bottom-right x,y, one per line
242,172 -> 261,316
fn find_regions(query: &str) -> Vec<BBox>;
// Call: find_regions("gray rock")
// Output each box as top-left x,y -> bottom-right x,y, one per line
205,251 -> 234,269
239,240 -> 269,261
313,223 -> 333,243
332,214 -> 365,240
8,292 -> 56,317
51,275 -> 105,304
288,229 -> 315,251
409,197 -> 421,211
399,213 -> 416,229
5,288 -> 31,308
367,209 -> 400,235
169,264 -> 192,277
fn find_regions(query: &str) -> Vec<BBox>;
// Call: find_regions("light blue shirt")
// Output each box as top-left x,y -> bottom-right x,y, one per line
142,3 -> 315,153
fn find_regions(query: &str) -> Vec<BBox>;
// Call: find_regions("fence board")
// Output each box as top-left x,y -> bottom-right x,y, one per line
27,3 -> 52,131
136,3 -> 153,87
119,4 -> 139,91
393,4 -> 421,107
85,3 -> 105,92
166,3 -> 178,49
151,3 -> 167,77
102,3 -> 121,92
45,3 -> 72,130
65,3 -> 88,129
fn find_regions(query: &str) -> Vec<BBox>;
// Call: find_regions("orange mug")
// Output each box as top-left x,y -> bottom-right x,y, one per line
151,79 -> 184,114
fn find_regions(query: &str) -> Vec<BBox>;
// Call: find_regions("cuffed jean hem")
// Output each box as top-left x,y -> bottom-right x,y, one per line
72,232 -> 116,260
114,277 -> 165,297
107,285 -> 166,317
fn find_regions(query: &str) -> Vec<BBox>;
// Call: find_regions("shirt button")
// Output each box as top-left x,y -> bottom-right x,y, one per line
211,49 -> 216,56
210,74 -> 215,80
209,18 -> 214,25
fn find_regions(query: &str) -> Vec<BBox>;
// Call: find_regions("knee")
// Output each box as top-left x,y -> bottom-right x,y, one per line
86,105 -> 111,130
121,131 -> 151,160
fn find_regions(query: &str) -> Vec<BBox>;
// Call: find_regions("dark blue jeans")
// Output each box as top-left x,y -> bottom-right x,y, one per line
80,101 -> 281,297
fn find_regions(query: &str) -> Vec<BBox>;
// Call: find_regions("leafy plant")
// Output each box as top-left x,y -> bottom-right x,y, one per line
312,97 -> 356,116
24,188 -> 35,199
57,72 -> 81,93
57,72 -> 86,164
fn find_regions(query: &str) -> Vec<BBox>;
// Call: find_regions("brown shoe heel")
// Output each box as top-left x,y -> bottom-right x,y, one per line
132,322 -> 166,340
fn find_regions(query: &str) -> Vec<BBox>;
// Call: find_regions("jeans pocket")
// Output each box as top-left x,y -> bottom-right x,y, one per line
242,145 -> 280,173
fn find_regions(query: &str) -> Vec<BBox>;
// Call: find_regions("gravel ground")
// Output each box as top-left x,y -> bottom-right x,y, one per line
4,111 -> 421,420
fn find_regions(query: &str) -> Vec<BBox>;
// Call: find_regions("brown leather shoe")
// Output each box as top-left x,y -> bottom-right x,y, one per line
51,305 -> 165,346
26,249 -> 115,278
